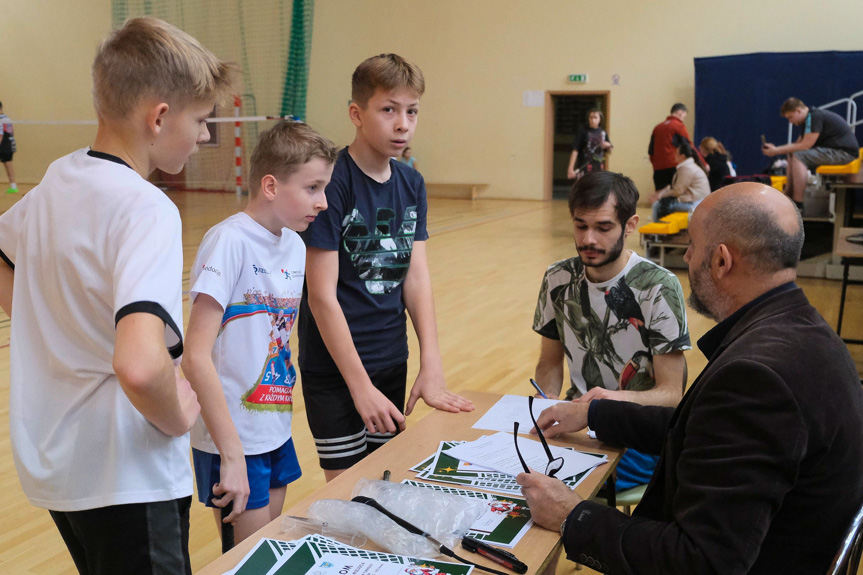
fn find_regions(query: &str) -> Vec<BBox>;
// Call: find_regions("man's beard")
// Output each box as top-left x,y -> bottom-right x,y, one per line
688,259 -> 719,321
577,228 -> 625,268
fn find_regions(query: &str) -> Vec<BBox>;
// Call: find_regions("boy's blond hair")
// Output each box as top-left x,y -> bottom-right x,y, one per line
92,16 -> 237,120
248,121 -> 338,197
351,53 -> 425,108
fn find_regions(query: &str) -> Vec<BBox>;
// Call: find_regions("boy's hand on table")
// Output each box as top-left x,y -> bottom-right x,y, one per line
351,383 -> 406,434
406,367 -> 475,415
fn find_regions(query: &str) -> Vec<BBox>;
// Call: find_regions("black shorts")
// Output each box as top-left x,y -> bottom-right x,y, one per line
50,496 -> 192,575
302,362 -> 407,470
653,167 -> 676,191
0,138 -> 13,163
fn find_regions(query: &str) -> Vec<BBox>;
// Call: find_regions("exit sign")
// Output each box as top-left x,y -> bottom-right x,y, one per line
568,74 -> 588,83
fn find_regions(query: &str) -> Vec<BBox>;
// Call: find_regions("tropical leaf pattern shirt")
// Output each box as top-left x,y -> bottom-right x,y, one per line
533,252 -> 690,400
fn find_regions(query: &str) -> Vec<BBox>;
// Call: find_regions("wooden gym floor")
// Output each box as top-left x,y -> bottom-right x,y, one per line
0,188 -> 860,574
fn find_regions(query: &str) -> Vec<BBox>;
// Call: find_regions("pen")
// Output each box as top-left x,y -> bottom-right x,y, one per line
462,536 -> 528,574
529,378 -> 549,399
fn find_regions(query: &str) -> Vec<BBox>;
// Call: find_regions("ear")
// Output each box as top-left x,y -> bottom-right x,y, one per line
348,102 -> 363,129
259,174 -> 278,201
147,102 -> 170,137
623,214 -> 639,237
711,243 -> 734,280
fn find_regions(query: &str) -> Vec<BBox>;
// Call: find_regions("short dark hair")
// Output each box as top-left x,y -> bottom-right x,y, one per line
705,195 -> 804,272
670,103 -> 687,114
780,97 -> 806,115
568,171 -> 639,225
677,141 -> 697,160
587,108 -> 602,119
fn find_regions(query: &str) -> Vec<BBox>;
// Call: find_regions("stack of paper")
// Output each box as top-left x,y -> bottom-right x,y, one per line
411,440 -> 606,498
446,432 -> 605,480
471,394 -> 567,434
226,533 -> 473,575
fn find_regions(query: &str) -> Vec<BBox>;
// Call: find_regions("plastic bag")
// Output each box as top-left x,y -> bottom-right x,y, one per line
308,479 -> 486,557
309,499 -> 439,557
354,479 -> 486,551
280,514 -> 368,548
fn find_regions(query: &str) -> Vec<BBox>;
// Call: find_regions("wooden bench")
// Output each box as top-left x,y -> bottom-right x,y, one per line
639,212 -> 691,268
425,182 -> 489,200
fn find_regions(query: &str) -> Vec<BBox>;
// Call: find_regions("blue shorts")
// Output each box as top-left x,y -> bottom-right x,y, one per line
193,438 -> 301,510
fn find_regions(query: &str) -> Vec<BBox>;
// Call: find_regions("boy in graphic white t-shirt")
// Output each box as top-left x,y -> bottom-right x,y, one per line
182,121 -> 337,544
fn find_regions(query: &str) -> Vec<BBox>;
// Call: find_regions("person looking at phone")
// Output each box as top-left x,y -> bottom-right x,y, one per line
762,97 -> 859,210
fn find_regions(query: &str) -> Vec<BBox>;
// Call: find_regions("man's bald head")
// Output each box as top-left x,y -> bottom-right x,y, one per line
693,183 -> 804,273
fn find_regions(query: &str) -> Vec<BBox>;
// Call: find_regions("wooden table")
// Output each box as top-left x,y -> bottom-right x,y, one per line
197,391 -> 622,574
835,227 -> 863,346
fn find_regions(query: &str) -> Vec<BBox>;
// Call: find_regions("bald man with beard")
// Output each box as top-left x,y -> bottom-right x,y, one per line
518,183 -> 863,574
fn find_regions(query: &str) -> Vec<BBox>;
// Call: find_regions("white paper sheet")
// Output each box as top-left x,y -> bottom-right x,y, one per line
446,432 -> 605,480
472,394 -> 566,434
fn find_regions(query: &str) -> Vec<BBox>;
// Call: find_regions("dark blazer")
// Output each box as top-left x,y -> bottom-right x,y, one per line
564,288 -> 863,574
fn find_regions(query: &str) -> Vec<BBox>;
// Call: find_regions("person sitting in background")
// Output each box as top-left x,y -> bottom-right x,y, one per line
398,146 -> 418,171
762,97 -> 859,209
700,137 -> 735,191
649,142 -> 710,221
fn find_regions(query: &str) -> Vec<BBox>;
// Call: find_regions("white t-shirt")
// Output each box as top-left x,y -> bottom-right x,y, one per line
0,149 -> 189,512
189,212 -> 306,455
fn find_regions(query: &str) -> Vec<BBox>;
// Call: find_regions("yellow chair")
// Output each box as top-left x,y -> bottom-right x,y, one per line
770,175 -> 787,192
638,211 -> 690,236
639,221 -> 680,235
816,148 -> 863,176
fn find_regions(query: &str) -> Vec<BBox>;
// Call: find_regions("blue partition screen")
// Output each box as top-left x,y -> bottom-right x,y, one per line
694,51 -> 863,176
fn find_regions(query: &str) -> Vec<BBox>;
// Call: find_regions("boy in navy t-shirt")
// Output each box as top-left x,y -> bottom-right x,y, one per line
299,54 -> 474,481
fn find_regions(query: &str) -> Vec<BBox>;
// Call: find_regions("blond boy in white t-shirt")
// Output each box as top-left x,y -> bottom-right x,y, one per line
0,17 -> 235,574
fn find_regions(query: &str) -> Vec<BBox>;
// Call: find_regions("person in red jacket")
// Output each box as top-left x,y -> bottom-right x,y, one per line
648,103 -> 702,191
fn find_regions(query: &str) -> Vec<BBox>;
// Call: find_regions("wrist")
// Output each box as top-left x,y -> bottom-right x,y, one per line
219,445 -> 246,463
346,378 -> 375,396
417,357 -> 444,378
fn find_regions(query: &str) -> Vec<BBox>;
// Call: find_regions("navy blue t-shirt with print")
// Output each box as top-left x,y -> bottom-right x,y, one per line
298,147 -> 429,375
